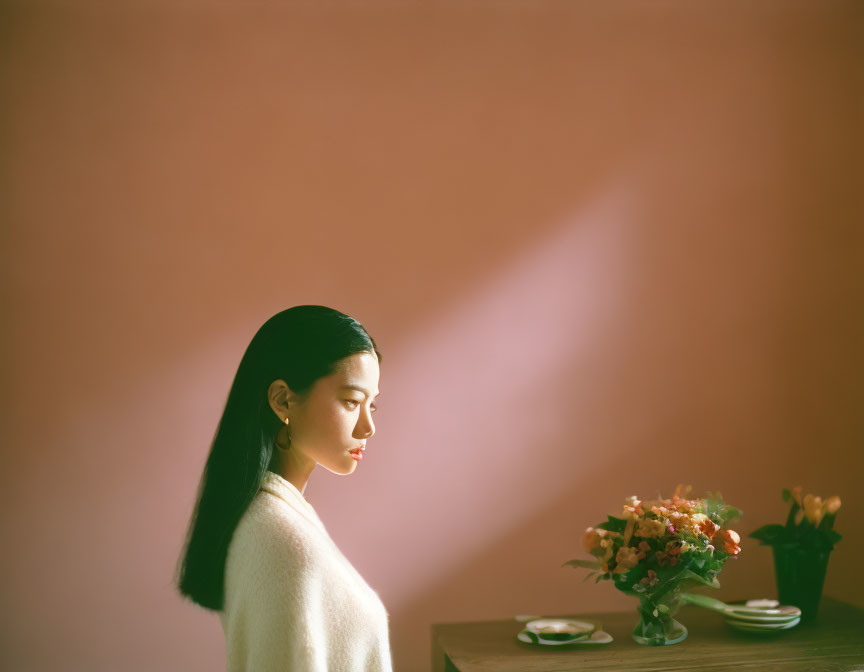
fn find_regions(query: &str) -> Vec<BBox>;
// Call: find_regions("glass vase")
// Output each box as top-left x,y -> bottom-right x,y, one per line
631,592 -> 688,646
772,543 -> 831,623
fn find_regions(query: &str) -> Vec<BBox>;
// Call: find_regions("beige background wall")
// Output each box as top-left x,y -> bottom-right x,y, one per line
2,1 -> 861,671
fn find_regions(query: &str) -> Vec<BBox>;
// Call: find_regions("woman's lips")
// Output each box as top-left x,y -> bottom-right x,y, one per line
349,448 -> 364,460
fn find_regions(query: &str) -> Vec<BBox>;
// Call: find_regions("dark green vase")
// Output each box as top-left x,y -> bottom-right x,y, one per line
772,543 -> 831,623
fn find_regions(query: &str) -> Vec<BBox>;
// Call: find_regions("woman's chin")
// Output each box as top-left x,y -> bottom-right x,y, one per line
322,456 -> 359,475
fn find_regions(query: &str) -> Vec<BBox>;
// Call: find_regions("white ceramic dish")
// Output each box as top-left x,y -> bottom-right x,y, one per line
516,628 -> 613,646
745,599 -> 779,608
726,601 -> 801,618
726,616 -> 801,633
525,619 -> 596,637
682,593 -> 801,619
722,610 -> 800,624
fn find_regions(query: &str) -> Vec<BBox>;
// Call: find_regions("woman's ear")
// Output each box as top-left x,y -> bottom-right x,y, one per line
267,379 -> 293,422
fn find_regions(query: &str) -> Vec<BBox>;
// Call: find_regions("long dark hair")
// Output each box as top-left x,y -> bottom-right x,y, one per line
174,305 -> 381,611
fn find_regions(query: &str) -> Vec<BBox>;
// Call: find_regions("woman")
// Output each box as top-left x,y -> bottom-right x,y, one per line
175,305 -> 392,671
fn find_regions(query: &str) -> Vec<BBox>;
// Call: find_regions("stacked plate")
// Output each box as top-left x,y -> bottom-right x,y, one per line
515,618 -> 613,646
681,594 -> 802,633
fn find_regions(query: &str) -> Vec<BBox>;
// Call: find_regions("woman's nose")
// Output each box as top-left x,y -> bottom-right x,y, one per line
357,412 -> 375,439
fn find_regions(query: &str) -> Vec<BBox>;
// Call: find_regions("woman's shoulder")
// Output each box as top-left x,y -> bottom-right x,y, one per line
230,488 -> 319,568
222,490 -> 322,617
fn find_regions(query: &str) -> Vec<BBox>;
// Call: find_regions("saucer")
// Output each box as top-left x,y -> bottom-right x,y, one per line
525,619 -> 596,637
723,610 -> 800,624
727,601 -> 801,618
517,628 -> 613,646
726,616 -> 801,633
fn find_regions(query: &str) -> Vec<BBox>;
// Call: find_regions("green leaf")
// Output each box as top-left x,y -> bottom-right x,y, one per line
817,513 -> 836,533
749,524 -> 786,545
675,568 -> 721,589
597,515 -> 627,533
781,488 -> 791,502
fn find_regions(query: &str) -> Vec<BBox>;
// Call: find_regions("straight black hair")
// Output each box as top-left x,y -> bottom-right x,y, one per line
174,305 -> 381,611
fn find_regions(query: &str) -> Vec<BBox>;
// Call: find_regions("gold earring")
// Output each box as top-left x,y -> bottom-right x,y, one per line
284,417 -> 290,425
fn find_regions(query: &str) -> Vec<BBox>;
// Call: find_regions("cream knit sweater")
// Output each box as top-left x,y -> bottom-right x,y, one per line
220,470 -> 393,671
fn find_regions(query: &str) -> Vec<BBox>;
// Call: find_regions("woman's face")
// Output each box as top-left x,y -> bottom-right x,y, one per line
278,351 -> 380,475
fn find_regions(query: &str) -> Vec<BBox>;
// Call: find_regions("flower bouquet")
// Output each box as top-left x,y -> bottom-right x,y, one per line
563,485 -> 742,646
749,487 -> 842,622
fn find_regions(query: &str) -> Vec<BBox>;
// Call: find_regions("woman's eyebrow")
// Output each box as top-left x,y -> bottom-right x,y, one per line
340,384 -> 380,398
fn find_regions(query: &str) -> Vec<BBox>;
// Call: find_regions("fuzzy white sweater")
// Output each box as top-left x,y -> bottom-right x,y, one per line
219,470 -> 393,672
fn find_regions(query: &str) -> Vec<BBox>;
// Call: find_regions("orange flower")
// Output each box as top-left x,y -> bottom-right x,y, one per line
669,512 -> 701,535
640,569 -> 659,588
634,518 -> 666,538
715,529 -> 741,555
582,527 -> 601,554
792,490 -> 842,526
598,538 -> 616,562
612,545 -> 645,574
622,495 -> 644,519
583,527 -> 621,558
673,500 -> 696,514
794,508 -> 805,526
790,486 -> 804,506
692,513 -> 720,539
803,494 -> 825,526
825,496 -> 842,514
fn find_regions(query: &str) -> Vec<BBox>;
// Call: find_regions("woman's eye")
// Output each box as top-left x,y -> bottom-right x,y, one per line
344,400 -> 377,412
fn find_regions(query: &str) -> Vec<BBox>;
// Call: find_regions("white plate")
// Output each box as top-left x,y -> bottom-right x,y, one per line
727,603 -> 801,618
517,629 -> 613,646
745,599 -> 779,608
723,611 -> 800,624
525,619 -> 596,637
726,616 -> 801,633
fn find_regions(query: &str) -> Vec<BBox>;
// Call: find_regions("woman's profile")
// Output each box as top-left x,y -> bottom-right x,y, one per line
174,305 -> 392,671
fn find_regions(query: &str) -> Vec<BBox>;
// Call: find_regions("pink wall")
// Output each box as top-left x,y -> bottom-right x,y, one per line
2,1 -> 861,671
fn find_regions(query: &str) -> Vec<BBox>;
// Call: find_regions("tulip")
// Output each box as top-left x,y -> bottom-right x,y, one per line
790,486 -> 803,507
803,494 -> 825,526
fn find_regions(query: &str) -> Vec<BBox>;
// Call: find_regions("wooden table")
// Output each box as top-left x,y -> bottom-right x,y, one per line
431,597 -> 864,671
